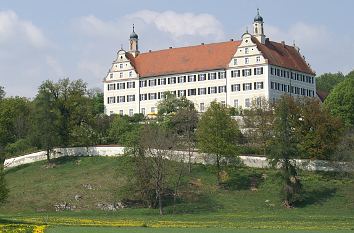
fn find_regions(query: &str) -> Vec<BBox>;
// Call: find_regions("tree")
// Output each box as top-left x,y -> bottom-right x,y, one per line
316,72 -> 345,94
243,98 -> 274,155
325,73 -> 354,127
197,101 -> 242,185
0,86 -> 5,100
36,79 -> 90,146
295,97 -> 342,160
32,87 -> 61,163
157,92 -> 194,117
267,96 -> 302,208
0,97 -> 31,147
126,123 -> 176,215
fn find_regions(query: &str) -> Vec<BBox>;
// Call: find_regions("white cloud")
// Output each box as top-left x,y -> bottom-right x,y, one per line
128,10 -> 224,40
0,10 -> 49,48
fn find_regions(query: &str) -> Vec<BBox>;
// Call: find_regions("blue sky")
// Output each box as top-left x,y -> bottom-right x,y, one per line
1,0 -> 353,97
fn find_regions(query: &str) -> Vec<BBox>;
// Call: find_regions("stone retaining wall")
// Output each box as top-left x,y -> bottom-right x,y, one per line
4,146 -> 352,172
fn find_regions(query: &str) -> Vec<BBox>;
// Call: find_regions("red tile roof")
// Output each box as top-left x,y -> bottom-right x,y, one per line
252,37 -> 315,75
128,37 -> 314,77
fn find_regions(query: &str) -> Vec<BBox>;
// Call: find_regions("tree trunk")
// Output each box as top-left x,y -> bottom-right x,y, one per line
216,154 -> 221,186
158,191 -> 163,215
46,148 -> 51,163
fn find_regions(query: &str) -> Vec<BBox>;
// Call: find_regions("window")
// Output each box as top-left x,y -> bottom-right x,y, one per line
256,56 -> 260,62
271,67 -> 274,75
245,98 -> 250,108
198,74 -> 206,81
127,95 -> 135,102
141,108 -> 145,115
129,71 -> 132,77
245,57 -> 249,64
129,109 -> 133,116
243,83 -> 252,91
119,110 -> 123,115
149,93 -> 157,100
221,101 -> 226,107
110,73 -> 113,79
107,97 -> 115,104
242,69 -> 252,76
178,76 -> 186,83
231,70 -> 241,78
149,79 -> 156,86
208,86 -> 217,94
117,83 -> 125,90
208,73 -> 217,80
158,78 -> 166,85
233,58 -> 237,65
120,64 -> 123,69
234,99 -> 239,108
218,71 -> 226,79
188,75 -> 196,82
245,48 -> 249,54
119,72 -> 123,78
151,107 -> 156,113
140,80 -> 147,87
127,82 -> 135,89
200,103 -> 205,112
118,96 -> 125,103
108,83 -> 116,90
254,67 -> 263,75
178,90 -> 186,97
140,93 -> 147,101
218,85 -> 227,93
198,88 -> 207,95
188,89 -> 196,96
168,77 -> 176,84
231,84 -> 240,92
255,82 -> 264,90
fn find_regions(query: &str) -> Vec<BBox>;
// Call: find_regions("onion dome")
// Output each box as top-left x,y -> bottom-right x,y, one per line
130,24 -> 138,39
254,8 -> 263,22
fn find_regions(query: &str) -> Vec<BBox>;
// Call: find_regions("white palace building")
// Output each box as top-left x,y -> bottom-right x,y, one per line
103,10 -> 316,116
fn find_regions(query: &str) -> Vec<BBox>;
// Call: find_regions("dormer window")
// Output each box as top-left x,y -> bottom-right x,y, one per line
110,73 -> 113,79
245,57 -> 249,64
129,71 -> 132,77
120,72 -> 123,78
120,64 -> 123,69
256,56 -> 260,62
233,58 -> 237,65
245,48 -> 249,54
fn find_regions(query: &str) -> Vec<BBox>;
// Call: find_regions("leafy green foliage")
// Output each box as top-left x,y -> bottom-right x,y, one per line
197,101 -> 242,185
0,86 -> 5,100
267,96 -> 302,207
0,167 -> 8,205
294,98 -> 342,160
325,74 -> 354,127
316,72 -> 345,93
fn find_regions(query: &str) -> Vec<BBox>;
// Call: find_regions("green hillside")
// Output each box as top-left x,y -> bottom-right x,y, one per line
1,156 -> 354,231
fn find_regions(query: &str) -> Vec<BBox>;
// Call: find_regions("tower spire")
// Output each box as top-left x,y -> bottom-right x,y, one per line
253,8 -> 265,43
129,24 -> 139,57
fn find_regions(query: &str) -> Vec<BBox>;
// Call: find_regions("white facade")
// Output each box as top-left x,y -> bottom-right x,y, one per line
103,12 -> 316,116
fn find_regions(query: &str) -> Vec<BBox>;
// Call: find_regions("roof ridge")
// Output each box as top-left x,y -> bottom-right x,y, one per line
140,40 -> 241,55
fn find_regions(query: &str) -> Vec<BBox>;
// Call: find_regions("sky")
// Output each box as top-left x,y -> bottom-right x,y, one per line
1,0 -> 353,98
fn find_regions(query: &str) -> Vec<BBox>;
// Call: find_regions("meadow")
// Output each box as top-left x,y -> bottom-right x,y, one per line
1,156 -> 353,232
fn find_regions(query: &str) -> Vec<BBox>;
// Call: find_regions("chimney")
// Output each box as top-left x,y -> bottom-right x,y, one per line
201,42 -> 204,45
230,39 -> 234,41
169,46 -> 173,49
149,50 -> 152,52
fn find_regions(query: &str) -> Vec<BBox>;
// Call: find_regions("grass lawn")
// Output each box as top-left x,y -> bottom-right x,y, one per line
46,226 -> 354,233
1,156 -> 353,231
